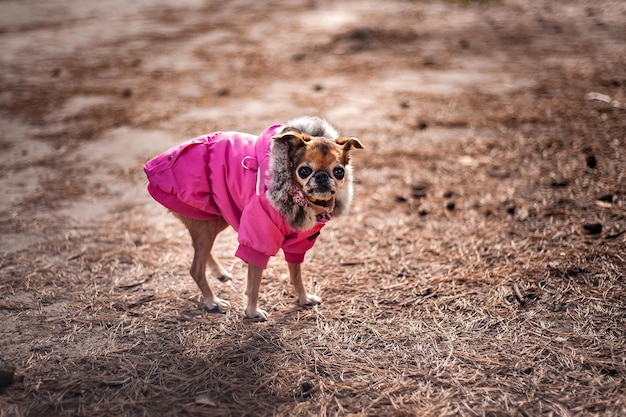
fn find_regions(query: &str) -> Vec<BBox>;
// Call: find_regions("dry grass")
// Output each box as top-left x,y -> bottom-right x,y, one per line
2,121 -> 625,416
1,199 -> 625,416
1,0 -> 625,416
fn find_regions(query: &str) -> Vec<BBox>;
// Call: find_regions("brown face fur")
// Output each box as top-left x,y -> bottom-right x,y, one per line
275,130 -> 363,203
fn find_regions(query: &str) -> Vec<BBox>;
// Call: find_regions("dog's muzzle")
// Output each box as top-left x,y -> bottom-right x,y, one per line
311,171 -> 334,195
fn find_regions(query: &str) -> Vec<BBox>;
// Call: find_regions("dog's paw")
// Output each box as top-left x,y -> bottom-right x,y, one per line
217,274 -> 232,283
203,296 -> 230,313
298,293 -> 322,306
209,263 -> 233,283
245,306 -> 268,321
216,270 -> 233,283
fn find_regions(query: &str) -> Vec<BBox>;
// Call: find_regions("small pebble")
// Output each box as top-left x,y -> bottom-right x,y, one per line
483,206 -> 495,216
423,56 -> 435,66
411,183 -> 429,199
586,155 -> 597,169
445,201 -> 456,211
301,381 -> 315,398
583,222 -> 602,235
487,165 -> 509,178
550,178 -> 569,188
411,188 -> 427,199
505,203 -> 516,215
416,121 -> 428,130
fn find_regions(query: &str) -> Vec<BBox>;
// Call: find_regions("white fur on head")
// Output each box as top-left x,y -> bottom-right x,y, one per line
266,116 -> 355,230
286,116 -> 339,140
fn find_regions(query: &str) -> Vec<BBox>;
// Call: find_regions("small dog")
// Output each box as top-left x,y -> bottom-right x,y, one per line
144,116 -> 363,320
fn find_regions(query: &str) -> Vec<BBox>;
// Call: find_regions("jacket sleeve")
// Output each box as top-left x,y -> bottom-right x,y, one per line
281,223 -> 324,265
235,196 -> 286,269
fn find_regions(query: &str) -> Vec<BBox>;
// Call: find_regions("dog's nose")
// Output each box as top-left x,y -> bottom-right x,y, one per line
314,171 -> 330,182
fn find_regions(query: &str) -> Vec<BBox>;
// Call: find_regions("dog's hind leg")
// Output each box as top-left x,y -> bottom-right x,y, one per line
178,215 -> 230,312
205,216 -> 233,283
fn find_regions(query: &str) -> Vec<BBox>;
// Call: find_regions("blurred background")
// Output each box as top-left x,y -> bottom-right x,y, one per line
1,0 -> 625,416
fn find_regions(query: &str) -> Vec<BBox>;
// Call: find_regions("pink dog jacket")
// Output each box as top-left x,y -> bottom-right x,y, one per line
144,124 -> 325,269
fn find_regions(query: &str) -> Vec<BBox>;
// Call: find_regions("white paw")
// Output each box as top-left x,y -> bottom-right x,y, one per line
299,293 -> 322,306
245,306 -> 268,321
203,296 -> 230,313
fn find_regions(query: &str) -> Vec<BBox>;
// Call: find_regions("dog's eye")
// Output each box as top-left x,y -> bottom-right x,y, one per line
333,167 -> 345,180
297,166 -> 313,179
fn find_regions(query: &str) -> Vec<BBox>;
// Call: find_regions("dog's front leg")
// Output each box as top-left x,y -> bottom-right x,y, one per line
245,263 -> 268,321
288,263 -> 322,307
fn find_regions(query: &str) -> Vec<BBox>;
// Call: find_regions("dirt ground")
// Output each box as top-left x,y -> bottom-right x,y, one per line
1,0 -> 625,416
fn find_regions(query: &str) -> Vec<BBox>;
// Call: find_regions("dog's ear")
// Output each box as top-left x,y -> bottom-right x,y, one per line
272,129 -> 311,150
335,136 -> 364,163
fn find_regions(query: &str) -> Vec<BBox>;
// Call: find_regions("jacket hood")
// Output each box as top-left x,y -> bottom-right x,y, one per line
265,118 -> 355,231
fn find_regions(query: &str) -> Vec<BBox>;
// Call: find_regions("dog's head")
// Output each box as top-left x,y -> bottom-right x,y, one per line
272,128 -> 363,208
267,117 -> 363,230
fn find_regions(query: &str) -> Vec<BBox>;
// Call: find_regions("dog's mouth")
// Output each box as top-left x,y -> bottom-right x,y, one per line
310,197 -> 335,208
299,185 -> 336,208
305,188 -> 336,204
